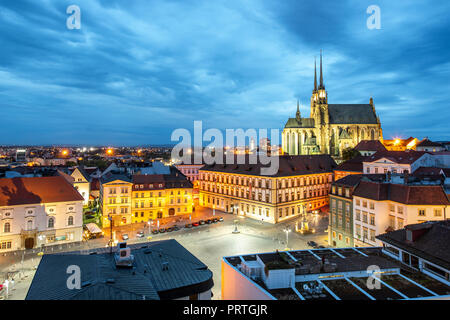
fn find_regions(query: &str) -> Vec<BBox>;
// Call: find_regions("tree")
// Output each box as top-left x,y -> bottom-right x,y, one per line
341,148 -> 359,161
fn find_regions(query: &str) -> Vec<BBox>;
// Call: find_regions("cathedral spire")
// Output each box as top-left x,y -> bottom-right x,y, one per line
319,49 -> 324,89
296,100 -> 301,121
313,58 -> 317,92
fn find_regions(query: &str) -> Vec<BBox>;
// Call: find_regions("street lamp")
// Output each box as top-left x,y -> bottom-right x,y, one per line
213,205 -> 216,216
283,227 -> 291,250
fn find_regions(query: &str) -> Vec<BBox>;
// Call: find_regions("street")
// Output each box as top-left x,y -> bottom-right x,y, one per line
0,206 -> 329,300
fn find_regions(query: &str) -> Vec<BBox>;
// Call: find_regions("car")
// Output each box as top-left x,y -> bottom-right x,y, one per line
218,217 -> 224,222
158,228 -> 166,234
212,218 -> 218,223
122,234 -> 129,241
307,241 -> 318,248
206,219 -> 212,224
185,223 -> 193,228
173,225 -> 180,231
152,230 -> 159,235
167,227 -> 174,232
136,231 -> 145,238
192,222 -> 200,227
318,245 -> 326,249
199,220 -> 206,225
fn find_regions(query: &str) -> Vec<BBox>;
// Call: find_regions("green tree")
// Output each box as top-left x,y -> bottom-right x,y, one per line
341,148 -> 359,161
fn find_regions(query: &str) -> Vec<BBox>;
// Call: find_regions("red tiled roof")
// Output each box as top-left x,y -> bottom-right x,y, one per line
354,140 -> 386,152
413,167 -> 444,176
353,180 -> 449,205
0,176 -> 84,206
335,155 -> 369,173
417,138 -> 443,147
364,150 -> 428,164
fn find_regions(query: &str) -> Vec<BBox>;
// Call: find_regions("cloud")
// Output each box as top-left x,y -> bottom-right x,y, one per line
0,0 -> 449,145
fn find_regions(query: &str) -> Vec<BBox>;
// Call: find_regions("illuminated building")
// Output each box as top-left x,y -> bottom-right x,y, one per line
282,52 -> 383,158
199,155 -> 336,224
0,176 -> 84,252
70,166 -> 91,206
416,138 -> 446,152
383,137 -> 418,151
352,175 -> 449,247
100,167 -> 193,227
131,172 -> 193,223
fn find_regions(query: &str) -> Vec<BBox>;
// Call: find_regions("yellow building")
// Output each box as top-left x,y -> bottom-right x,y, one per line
100,173 -> 133,228
100,169 -> 194,227
131,174 -> 193,223
199,155 -> 336,224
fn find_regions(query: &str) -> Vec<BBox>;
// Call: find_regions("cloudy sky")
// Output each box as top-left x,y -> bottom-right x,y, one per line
0,0 -> 449,146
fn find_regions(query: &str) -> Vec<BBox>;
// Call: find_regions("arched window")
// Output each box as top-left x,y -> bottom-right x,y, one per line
4,222 -> 10,233
27,220 -> 33,230
68,216 -> 74,226
48,217 -> 55,228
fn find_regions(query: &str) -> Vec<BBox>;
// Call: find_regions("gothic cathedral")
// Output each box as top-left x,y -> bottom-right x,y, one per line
282,52 -> 383,158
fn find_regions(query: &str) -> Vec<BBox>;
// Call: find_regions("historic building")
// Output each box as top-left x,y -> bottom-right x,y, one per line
198,155 -> 336,224
0,176 -> 84,252
282,53 -> 383,158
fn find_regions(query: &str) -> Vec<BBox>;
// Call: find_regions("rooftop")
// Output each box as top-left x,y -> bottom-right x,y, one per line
26,239 -> 214,300
0,175 -> 83,206
364,150 -> 428,164
200,155 -> 337,177
377,220 -> 450,270
354,140 -> 387,152
224,246 -> 450,300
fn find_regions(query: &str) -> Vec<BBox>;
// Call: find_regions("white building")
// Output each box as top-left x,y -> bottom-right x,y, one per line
352,176 -> 449,247
0,176 -> 84,252
70,167 -> 91,205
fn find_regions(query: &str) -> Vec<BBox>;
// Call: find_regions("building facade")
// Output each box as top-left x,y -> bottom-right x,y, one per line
352,176 -> 449,247
71,167 -> 91,206
328,174 -> 362,248
100,168 -> 193,227
199,155 -> 335,224
0,176 -> 83,252
282,53 -> 383,158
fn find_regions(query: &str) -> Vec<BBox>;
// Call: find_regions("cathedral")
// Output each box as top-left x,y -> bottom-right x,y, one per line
282,53 -> 383,158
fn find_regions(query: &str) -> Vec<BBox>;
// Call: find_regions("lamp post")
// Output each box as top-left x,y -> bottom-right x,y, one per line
283,227 -> 291,250
108,215 -> 113,254
213,205 -> 216,217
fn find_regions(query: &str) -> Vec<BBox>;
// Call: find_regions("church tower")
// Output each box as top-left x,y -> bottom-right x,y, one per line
317,50 -> 327,104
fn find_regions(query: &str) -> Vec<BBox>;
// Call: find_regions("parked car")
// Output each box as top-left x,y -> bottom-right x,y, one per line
122,234 -> 129,241
318,245 -> 326,249
212,218 -> 218,223
218,217 -> 224,222
136,231 -> 145,238
206,219 -> 212,224
152,230 -> 159,235
192,222 -> 200,227
185,223 -> 193,228
159,228 -> 166,234
307,241 -> 318,248
173,225 -> 180,231
199,220 -> 206,225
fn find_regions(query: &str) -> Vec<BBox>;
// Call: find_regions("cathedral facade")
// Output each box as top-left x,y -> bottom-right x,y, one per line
282,53 -> 383,158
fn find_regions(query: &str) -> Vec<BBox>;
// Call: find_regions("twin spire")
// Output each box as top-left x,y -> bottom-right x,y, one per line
313,50 -> 325,92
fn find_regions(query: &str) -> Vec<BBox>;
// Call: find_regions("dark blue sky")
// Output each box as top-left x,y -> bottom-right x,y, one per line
1,0 -> 449,146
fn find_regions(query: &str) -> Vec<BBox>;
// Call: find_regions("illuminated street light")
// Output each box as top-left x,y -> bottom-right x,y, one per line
283,227 -> 291,250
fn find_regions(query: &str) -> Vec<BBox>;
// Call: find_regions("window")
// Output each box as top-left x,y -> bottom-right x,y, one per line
389,204 -> 395,212
369,214 -> 375,226
389,215 -> 395,228
370,229 -> 375,242
68,216 -> 74,226
369,202 -> 374,210
418,209 -> 426,217
434,209 -> 442,217
355,209 -> 361,221
356,199 -> 360,206
48,218 -> 54,228
4,222 -> 11,233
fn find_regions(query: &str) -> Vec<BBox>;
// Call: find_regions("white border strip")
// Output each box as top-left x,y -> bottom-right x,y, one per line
345,277 -> 376,300
397,273 -> 438,297
317,279 -> 340,300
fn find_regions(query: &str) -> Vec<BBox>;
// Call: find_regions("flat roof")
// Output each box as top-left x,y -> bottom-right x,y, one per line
224,247 -> 450,300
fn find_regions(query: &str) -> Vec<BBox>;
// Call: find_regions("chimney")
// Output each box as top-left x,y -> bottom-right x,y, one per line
405,223 -> 433,243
